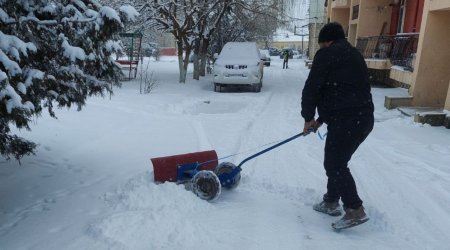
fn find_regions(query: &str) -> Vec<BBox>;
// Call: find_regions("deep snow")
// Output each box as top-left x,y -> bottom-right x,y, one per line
1,56 -> 450,250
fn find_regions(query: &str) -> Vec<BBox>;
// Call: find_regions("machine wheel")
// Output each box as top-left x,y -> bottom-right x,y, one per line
215,162 -> 241,190
191,170 -> 221,201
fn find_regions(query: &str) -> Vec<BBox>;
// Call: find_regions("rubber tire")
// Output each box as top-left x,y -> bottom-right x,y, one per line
253,82 -> 262,93
191,170 -> 221,201
214,83 -> 221,92
215,162 -> 241,190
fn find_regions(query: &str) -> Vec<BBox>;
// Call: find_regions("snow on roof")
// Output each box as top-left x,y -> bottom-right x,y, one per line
273,29 -> 308,42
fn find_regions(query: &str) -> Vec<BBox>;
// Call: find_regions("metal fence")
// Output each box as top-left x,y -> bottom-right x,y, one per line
356,36 -> 394,59
356,33 -> 419,71
390,33 -> 419,71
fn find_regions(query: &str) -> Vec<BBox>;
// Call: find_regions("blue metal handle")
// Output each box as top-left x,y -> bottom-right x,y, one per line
237,131 -> 310,169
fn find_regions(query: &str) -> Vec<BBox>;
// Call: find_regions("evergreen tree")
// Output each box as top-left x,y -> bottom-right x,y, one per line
0,0 -> 138,160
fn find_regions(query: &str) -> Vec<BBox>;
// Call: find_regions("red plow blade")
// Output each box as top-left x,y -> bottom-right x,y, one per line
151,150 -> 218,183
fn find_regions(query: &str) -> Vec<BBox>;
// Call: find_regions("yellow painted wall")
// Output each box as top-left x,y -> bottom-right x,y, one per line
357,0 -> 393,37
445,79 -> 450,110
348,24 -> 358,46
430,0 -> 450,11
331,8 -> 351,33
411,1 -> 450,108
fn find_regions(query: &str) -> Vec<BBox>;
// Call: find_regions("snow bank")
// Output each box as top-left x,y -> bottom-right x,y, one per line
1,57 -> 449,250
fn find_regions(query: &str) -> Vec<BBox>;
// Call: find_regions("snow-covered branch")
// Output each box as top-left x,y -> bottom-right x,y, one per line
0,1 -> 139,160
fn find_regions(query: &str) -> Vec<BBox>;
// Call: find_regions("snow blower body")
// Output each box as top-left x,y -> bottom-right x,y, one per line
151,150 -> 223,201
150,131 -> 310,201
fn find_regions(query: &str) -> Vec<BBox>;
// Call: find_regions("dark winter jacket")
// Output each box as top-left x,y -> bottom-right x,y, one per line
301,39 -> 374,124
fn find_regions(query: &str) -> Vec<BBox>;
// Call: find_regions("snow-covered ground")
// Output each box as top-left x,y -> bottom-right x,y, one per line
1,56 -> 450,250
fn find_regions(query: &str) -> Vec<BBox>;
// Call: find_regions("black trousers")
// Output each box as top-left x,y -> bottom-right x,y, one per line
283,59 -> 288,69
323,114 -> 374,209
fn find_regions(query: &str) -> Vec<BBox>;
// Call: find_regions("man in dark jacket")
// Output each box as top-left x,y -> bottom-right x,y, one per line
301,22 -> 374,230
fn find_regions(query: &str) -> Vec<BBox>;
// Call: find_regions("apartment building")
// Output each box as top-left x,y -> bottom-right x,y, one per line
323,0 -> 450,126
409,0 -> 450,114
309,0 -> 327,59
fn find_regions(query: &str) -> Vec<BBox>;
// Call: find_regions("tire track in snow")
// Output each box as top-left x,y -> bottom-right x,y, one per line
211,60 -> 316,246
190,118 -> 213,150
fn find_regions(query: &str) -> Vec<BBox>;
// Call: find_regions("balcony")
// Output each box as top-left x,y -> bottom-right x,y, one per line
356,33 -> 419,71
357,36 -> 393,60
390,33 -> 419,71
331,0 -> 350,8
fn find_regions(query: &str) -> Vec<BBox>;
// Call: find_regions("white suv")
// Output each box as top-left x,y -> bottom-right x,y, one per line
213,42 -> 264,92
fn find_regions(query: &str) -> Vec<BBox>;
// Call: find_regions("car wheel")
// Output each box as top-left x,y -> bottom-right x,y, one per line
214,83 -> 221,92
253,83 -> 262,93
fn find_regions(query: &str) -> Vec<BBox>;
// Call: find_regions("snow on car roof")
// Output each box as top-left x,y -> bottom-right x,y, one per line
218,42 -> 259,61
259,49 -> 270,57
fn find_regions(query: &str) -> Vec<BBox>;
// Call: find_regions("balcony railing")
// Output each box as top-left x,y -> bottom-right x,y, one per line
390,33 -> 419,71
356,33 -> 419,71
356,36 -> 394,59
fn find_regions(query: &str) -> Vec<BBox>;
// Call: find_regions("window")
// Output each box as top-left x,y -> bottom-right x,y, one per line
397,0 -> 406,33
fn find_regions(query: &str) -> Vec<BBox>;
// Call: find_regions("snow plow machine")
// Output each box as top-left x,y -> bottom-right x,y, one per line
151,150 -> 240,201
151,131 -> 310,201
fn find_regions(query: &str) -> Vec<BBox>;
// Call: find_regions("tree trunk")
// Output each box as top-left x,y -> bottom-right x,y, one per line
199,38 -> 209,77
193,39 -> 201,80
183,47 -> 191,78
177,41 -> 186,83
178,57 -> 186,83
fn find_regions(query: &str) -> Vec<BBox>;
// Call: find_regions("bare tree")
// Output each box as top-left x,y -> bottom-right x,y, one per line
101,0 -> 286,83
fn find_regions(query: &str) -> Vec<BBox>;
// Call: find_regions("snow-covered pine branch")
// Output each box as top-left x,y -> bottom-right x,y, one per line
0,0 -> 138,160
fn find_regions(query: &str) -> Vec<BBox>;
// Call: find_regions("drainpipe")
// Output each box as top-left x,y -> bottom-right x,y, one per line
412,0 -> 420,32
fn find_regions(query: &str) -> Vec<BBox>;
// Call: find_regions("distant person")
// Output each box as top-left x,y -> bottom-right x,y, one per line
300,22 -> 374,230
282,50 -> 289,69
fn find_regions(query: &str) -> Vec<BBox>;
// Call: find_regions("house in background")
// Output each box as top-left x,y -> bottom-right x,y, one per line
270,30 -> 309,53
155,32 -> 177,56
325,0 -> 423,87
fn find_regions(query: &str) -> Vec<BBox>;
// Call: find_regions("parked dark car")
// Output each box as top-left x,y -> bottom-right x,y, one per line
259,49 -> 271,66
268,48 -> 280,56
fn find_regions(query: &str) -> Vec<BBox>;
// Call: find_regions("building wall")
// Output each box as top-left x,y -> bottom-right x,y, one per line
330,8 -> 350,33
410,0 -> 450,109
309,0 -> 327,59
156,32 -> 176,49
308,23 -> 326,58
446,79 -> 450,110
357,0 -> 393,37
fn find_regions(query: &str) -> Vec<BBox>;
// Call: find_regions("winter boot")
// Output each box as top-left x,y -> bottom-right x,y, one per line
332,206 -> 369,230
313,201 -> 342,216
